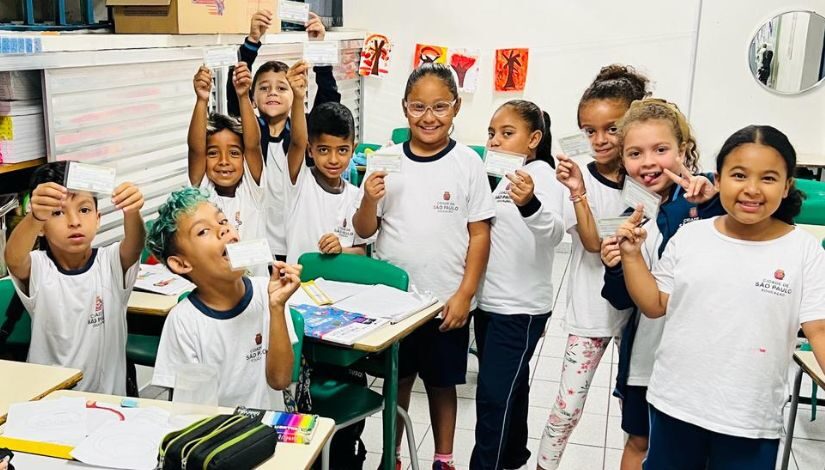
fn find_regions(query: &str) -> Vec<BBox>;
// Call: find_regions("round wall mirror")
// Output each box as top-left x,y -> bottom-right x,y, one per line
749,10 -> 825,94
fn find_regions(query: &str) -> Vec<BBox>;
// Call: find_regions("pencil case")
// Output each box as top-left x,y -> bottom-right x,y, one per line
157,414 -> 277,470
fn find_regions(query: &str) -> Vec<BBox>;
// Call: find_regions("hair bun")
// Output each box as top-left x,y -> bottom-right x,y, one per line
594,64 -> 651,97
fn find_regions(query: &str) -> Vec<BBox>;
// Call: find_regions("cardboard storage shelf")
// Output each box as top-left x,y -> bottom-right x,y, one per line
106,0 -> 280,34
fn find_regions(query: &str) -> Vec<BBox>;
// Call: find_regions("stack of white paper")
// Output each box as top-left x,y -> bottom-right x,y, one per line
0,71 -> 42,100
0,99 -> 46,164
335,284 -> 438,323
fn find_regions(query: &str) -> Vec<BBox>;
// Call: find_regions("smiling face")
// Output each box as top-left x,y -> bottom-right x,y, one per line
622,119 -> 686,197
403,75 -> 460,148
205,129 -> 244,191
487,106 -> 541,159
253,70 -> 293,119
716,143 -> 791,226
42,191 -> 100,255
309,133 -> 354,185
579,98 -> 627,166
166,202 -> 242,284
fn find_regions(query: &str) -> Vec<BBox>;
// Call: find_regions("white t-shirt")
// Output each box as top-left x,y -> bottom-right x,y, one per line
198,159 -> 266,243
11,243 -> 139,395
285,162 -> 366,264
361,140 -> 496,304
562,163 -> 631,337
478,160 -> 565,315
152,276 -> 298,410
265,140 -> 289,256
647,219 -> 825,439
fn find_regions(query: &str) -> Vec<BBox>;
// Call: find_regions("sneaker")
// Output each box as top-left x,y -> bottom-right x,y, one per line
432,461 -> 456,470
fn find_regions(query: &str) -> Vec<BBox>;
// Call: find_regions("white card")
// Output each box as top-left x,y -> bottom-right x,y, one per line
484,149 -> 526,177
559,132 -> 594,157
622,176 -> 661,220
225,239 -> 274,270
64,161 -> 116,195
597,216 -> 630,238
279,0 -> 310,24
303,41 -> 340,66
366,150 -> 402,174
203,47 -> 239,69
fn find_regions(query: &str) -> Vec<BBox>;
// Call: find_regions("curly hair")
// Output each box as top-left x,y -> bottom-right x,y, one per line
617,98 -> 700,173
146,186 -> 212,264
578,64 -> 651,126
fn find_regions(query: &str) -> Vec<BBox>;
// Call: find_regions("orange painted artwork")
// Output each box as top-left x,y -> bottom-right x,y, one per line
413,44 -> 448,68
495,48 -> 529,92
359,33 -> 392,77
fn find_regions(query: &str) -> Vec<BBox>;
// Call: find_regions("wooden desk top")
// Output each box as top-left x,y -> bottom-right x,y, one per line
794,351 -> 825,389
25,390 -> 335,470
0,361 -> 82,425
127,291 -> 179,316
352,302 -> 443,353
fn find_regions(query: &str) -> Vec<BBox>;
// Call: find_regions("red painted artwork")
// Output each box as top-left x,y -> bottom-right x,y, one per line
413,44 -> 447,68
359,33 -> 392,77
449,49 -> 479,93
495,48 -> 529,92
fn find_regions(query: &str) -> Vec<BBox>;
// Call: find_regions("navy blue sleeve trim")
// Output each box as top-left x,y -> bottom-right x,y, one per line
227,42 -> 260,117
601,262 -> 636,310
312,65 -> 341,107
518,195 -> 542,218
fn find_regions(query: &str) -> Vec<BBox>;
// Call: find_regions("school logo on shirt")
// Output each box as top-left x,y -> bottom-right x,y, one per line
234,210 -> 243,228
334,218 -> 355,242
495,187 -> 512,204
434,190 -> 460,214
754,269 -> 792,297
255,333 -> 262,345
443,191 -> 451,201
88,295 -> 105,327
246,332 -> 267,362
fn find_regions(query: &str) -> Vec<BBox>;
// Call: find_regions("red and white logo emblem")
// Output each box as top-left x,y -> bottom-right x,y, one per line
689,207 -> 698,218
443,191 -> 451,201
255,333 -> 262,345
774,269 -> 785,281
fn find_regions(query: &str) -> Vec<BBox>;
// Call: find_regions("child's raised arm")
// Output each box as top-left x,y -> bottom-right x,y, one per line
112,182 -> 146,277
556,154 -> 601,252
4,182 -> 67,288
232,62 -> 263,184
618,207 -> 669,317
188,66 -> 212,186
306,12 -> 342,108
265,262 -> 302,390
227,9 -> 271,117
285,60 -> 309,184
353,172 -> 387,238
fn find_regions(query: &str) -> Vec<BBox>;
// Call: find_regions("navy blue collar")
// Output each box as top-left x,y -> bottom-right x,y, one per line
189,276 -> 253,320
587,162 -> 622,190
46,247 -> 98,276
403,139 -> 456,163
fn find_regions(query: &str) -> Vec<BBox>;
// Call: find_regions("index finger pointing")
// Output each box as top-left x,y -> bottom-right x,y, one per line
663,168 -> 689,190
628,204 -> 645,225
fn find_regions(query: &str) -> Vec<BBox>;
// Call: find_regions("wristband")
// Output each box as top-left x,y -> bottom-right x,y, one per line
31,212 -> 47,222
570,192 -> 587,203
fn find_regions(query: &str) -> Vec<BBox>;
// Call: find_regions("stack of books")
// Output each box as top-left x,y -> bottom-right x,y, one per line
0,72 -> 45,165
291,303 -> 386,346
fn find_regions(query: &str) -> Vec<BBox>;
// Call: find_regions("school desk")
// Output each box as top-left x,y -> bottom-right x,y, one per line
1,389 -> 335,470
127,291 -> 179,316
780,351 -> 825,470
0,360 -> 82,425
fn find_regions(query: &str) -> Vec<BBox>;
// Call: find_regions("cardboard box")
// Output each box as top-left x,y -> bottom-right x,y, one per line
107,0 -> 280,34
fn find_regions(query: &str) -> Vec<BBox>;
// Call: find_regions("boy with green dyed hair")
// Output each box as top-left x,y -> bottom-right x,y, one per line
146,186 -> 301,409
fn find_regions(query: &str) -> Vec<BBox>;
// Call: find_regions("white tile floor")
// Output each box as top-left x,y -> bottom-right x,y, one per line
137,247 -> 825,470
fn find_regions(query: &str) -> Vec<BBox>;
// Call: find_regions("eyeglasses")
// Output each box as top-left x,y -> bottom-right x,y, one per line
404,100 -> 457,118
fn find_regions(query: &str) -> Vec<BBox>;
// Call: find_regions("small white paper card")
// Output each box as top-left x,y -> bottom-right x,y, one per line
622,176 -> 661,220
366,149 -> 402,174
559,132 -> 594,157
303,41 -> 340,66
597,216 -> 630,239
279,0 -> 310,24
484,150 -> 525,177
64,161 -> 116,195
203,47 -> 239,69
226,239 -> 274,270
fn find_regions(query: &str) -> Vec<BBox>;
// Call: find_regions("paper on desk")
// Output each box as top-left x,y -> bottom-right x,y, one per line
4,397 -> 88,446
558,132 -> 594,158
334,284 -> 438,323
135,264 -> 195,297
288,278 -> 367,307
226,239 -> 274,270
280,0 -> 310,23
366,149 -> 402,174
621,176 -> 661,220
303,41 -> 340,66
484,149 -> 525,177
64,161 -> 116,195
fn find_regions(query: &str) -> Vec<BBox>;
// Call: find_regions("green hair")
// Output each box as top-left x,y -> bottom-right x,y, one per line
146,186 -> 212,264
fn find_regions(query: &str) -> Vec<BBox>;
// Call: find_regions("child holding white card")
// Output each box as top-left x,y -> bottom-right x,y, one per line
470,100 -> 565,470
4,161 -> 145,395
539,65 -> 650,469
598,98 -> 722,469
147,187 -> 302,409
229,9 -> 340,261
353,63 -> 495,470
618,125 -> 825,470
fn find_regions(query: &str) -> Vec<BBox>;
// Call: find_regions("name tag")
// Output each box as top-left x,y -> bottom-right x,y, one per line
303,41 -> 340,66
622,177 -> 661,220
226,239 -> 274,271
366,149 -> 402,174
64,162 -> 116,195
279,0 -> 310,24
203,47 -> 239,69
597,216 -> 630,238
559,132 -> 594,158
484,149 -> 525,177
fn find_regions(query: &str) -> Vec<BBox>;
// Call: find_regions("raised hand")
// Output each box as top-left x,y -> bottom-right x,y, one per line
286,60 -> 309,99
249,9 -> 273,43
506,169 -> 535,207
193,66 -> 212,102
305,12 -> 326,41
556,154 -> 585,197
30,182 -> 68,222
663,160 -> 717,204
617,205 -> 647,255
232,62 -> 253,97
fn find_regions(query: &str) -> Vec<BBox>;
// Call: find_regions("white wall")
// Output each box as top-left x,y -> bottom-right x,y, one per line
343,0 -> 701,149
690,1 -> 825,169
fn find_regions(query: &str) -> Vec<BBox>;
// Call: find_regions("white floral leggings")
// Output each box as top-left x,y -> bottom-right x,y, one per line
537,335 -> 613,469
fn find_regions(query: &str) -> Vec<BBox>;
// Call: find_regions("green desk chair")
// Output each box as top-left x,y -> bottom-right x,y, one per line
0,278 -> 32,359
469,145 -> 486,160
297,252 -> 419,470
289,308 -> 305,383
126,291 -> 189,369
796,178 -> 825,226
391,127 -> 410,144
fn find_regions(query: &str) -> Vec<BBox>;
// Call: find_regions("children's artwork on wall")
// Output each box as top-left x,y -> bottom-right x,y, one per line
359,33 -> 392,77
413,44 -> 448,68
449,49 -> 480,93
494,48 -> 529,92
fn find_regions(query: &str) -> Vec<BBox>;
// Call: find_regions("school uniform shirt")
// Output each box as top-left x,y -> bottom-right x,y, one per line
10,243 -> 139,395
363,140 -> 496,304
478,160 -> 566,314
647,219 -> 825,439
562,162 -> 631,337
198,159 -> 266,243
284,161 -> 367,264
152,276 -> 298,410
264,140 -> 289,257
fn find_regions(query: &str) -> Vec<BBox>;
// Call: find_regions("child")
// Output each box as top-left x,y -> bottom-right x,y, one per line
284,102 -> 367,263
147,187 -> 301,409
598,98 -> 721,469
538,65 -> 651,470
353,63 -> 495,470
618,125 -> 825,469
5,161 -> 145,395
470,101 -> 565,470
230,9 -> 339,261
